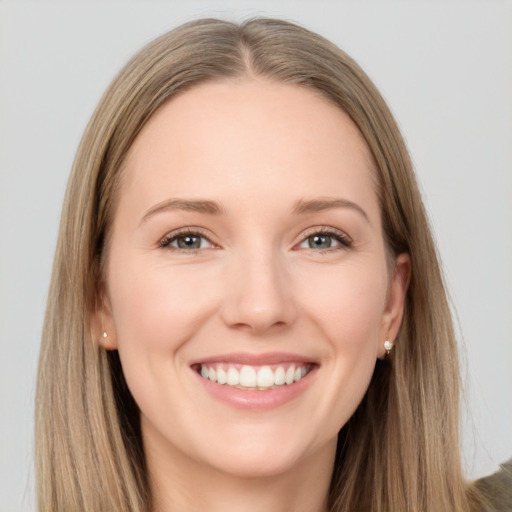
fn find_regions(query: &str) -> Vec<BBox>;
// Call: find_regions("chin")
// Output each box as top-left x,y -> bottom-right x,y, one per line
202,443 -> 311,480
188,421 -> 335,480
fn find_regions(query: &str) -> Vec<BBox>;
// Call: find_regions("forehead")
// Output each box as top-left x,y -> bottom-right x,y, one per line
120,78 -> 379,219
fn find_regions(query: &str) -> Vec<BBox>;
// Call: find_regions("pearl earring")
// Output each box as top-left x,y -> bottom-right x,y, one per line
384,339 -> 393,355
102,331 -> 108,338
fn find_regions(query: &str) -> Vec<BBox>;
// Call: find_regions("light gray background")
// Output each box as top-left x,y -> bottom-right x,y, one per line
1,1 -> 511,510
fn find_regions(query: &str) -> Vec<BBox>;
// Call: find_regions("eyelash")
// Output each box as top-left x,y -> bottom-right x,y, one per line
298,226 -> 353,253
158,226 -> 352,253
158,228 -> 216,252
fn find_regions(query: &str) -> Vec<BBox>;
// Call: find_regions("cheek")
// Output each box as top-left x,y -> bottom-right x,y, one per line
106,256 -> 223,417
284,260 -> 389,441
300,261 -> 388,349
107,255 -> 222,354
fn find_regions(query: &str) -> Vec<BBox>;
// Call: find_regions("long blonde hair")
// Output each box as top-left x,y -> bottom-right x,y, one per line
36,17 -> 486,511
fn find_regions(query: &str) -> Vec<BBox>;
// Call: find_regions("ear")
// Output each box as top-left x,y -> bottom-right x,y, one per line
91,283 -> 118,351
377,252 -> 411,358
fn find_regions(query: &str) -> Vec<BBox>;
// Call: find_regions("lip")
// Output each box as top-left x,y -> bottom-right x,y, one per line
189,351 -> 316,366
190,352 -> 318,411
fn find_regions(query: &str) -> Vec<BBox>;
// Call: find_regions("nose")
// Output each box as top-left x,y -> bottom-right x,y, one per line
220,249 -> 297,334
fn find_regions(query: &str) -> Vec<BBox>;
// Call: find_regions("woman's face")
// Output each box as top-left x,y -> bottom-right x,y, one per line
100,79 -> 408,479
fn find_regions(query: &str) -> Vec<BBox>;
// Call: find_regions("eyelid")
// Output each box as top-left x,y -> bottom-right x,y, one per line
294,226 -> 353,250
158,227 -> 218,251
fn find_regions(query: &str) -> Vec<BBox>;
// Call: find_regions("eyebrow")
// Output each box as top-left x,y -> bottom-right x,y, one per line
140,196 -> 369,224
292,197 -> 370,222
140,198 -> 223,224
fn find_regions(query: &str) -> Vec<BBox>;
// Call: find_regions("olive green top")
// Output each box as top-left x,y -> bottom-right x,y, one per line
475,459 -> 512,511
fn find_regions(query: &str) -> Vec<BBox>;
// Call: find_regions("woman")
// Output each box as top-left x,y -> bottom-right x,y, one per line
35,17 -> 499,511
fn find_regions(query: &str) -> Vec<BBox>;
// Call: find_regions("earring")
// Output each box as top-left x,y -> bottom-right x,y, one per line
384,339 -> 393,356
102,331 -> 108,338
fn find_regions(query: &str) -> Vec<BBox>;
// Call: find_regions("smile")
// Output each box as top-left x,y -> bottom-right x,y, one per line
196,363 -> 312,390
190,353 -> 318,410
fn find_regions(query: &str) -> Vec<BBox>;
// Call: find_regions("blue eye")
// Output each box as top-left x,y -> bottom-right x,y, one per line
298,230 -> 352,251
306,234 -> 335,249
159,231 -> 214,251
174,234 -> 204,249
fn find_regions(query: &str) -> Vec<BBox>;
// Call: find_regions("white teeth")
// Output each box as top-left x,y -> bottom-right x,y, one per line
227,367 -> 239,386
285,366 -> 295,385
257,366 -> 274,388
198,362 -> 311,390
217,367 -> 227,385
239,366 -> 257,387
274,366 -> 285,385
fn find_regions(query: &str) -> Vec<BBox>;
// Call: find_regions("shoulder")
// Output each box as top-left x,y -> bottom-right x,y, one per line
474,459 -> 512,511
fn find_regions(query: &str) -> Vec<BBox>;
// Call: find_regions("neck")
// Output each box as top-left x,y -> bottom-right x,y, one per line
146,434 -> 336,512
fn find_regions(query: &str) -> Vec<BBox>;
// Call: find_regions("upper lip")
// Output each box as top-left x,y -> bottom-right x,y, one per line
189,352 -> 317,366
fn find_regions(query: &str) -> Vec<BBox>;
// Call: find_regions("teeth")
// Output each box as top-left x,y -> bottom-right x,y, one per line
274,366 -> 285,385
257,366 -> 274,388
227,367 -> 239,386
239,366 -> 257,387
198,363 -> 311,390
217,367 -> 227,385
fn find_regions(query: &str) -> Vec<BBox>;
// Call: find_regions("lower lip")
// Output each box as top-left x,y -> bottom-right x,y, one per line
192,367 -> 317,411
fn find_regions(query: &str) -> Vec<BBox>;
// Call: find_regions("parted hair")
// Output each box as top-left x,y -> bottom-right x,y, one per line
36,17 -> 487,512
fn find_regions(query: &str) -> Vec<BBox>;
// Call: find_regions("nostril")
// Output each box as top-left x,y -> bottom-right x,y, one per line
230,318 -> 289,335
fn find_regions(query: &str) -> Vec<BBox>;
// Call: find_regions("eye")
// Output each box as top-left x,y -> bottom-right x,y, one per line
159,229 -> 216,251
297,228 -> 352,251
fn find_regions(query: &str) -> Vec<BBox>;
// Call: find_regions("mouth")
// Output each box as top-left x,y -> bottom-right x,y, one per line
192,362 -> 313,391
189,352 -> 318,410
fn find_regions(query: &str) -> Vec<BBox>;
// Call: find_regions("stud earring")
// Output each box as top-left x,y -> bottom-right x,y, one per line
384,339 -> 393,355
102,331 -> 108,338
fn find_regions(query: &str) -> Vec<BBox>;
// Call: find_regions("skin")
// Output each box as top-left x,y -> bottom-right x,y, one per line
98,78 -> 409,512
